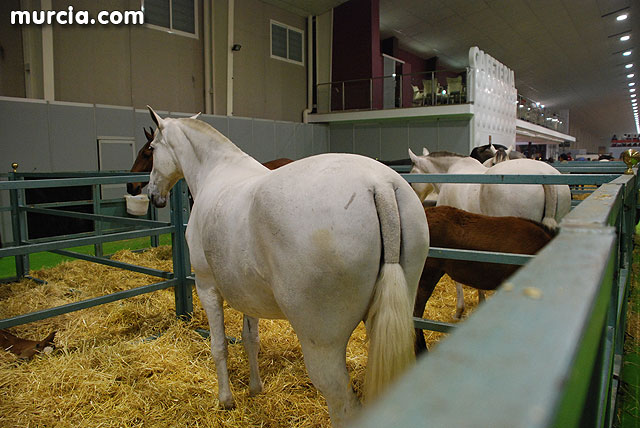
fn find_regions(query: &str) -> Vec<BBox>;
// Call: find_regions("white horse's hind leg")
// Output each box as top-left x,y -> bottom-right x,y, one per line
242,315 -> 263,396
196,275 -> 235,409
454,282 -> 465,319
298,338 -> 360,428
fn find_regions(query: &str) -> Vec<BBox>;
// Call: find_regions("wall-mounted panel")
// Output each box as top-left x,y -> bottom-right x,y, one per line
312,124 -> 329,155
408,120 -> 439,155
252,119 -> 276,161
438,119 -> 471,154
229,117 -> 254,153
329,124 -> 355,153
275,122 -> 296,160
354,124 -> 381,159
48,102 -> 97,171
96,105 -> 135,138
298,125 -> 314,159
0,98 -> 50,173
380,123 -> 409,161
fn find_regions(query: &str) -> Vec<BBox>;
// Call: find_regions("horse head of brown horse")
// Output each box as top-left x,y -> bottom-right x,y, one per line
127,127 -> 155,195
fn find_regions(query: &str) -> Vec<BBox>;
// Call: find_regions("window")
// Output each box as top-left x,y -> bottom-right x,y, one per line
143,0 -> 197,38
271,20 -> 304,65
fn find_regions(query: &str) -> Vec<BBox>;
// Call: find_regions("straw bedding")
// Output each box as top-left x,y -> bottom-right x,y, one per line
0,247 -> 483,427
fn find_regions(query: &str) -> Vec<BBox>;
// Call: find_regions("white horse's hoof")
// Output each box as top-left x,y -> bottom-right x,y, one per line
219,399 -> 235,410
249,382 -> 263,397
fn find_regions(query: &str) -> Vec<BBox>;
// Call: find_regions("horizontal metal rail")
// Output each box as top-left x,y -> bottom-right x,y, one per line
0,174 -> 150,190
413,317 -> 456,333
402,173 -> 617,185
430,247 -> 533,265
0,226 -> 173,258
0,278 -> 179,330
21,205 -> 169,228
51,249 -> 174,279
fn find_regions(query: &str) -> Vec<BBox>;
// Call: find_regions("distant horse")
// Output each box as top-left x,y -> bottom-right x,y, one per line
408,148 -> 571,230
414,206 -> 555,354
127,127 -> 294,196
470,143 -> 525,164
0,330 -> 56,359
144,107 -> 429,427
409,148 -> 569,317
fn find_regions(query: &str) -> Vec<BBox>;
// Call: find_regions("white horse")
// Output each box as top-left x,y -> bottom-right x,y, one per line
408,148 -> 570,318
145,107 -> 429,427
408,148 -> 570,229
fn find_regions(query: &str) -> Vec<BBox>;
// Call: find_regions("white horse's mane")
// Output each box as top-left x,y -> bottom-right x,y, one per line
176,118 -> 242,153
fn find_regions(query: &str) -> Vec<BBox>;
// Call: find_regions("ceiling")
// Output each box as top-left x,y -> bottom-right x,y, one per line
265,0 -> 639,143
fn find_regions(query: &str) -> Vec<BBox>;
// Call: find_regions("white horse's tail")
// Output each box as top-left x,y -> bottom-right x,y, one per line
364,186 -> 416,401
542,184 -> 559,230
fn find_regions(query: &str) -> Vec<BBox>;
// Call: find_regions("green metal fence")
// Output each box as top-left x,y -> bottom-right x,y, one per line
1,161 -> 636,427
0,171 -> 193,329
352,161 -> 638,428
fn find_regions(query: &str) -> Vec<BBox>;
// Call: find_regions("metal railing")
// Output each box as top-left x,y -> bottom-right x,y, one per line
315,69 -> 469,114
352,160 -> 637,428
0,171 -> 193,329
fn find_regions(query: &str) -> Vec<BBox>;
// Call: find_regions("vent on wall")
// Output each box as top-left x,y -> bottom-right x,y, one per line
270,20 -> 304,65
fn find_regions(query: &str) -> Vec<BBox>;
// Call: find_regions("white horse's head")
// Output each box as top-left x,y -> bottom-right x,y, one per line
146,106 -> 184,208
408,148 -> 436,202
482,144 -> 513,167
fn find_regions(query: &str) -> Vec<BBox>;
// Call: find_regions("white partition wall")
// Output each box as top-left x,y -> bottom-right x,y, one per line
468,46 -> 517,148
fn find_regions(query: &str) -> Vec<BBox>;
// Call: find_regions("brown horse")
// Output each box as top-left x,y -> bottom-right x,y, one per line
127,127 -> 295,195
414,206 -> 555,354
1,330 -> 56,359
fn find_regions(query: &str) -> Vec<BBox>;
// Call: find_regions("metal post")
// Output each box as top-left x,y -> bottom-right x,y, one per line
342,81 -> 345,111
8,164 -> 27,279
92,184 -> 104,257
149,203 -> 159,248
170,179 -> 192,319
370,78 -> 373,110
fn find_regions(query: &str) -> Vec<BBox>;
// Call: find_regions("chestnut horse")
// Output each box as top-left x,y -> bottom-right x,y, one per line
127,127 -> 294,195
414,206 -> 555,354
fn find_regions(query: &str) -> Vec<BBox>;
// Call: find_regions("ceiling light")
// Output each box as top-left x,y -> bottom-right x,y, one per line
541,104 -> 545,108
632,93 -> 637,97
631,88 -> 637,92
628,73 -> 636,78
617,14 -> 628,21
621,35 -> 631,41
627,64 -> 634,69
623,51 -> 632,56
630,82 -> 636,86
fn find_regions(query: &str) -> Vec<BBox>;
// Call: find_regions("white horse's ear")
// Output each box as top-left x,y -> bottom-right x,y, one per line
190,112 -> 201,119
408,148 -> 420,163
489,144 -> 497,155
506,145 -> 514,155
422,147 -> 430,156
147,106 -> 165,130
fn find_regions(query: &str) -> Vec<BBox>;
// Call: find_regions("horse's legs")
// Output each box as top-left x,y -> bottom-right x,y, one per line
454,282 -> 465,320
298,338 -> 360,428
242,315 -> 263,396
413,265 -> 444,355
196,276 -> 235,409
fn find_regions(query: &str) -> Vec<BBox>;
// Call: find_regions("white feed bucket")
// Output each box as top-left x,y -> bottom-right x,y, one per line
124,194 -> 150,216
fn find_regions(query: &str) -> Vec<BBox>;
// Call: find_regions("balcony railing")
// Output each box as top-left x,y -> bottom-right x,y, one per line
315,69 -> 469,114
